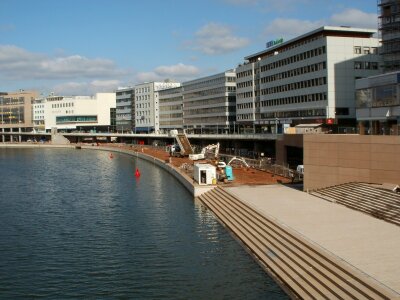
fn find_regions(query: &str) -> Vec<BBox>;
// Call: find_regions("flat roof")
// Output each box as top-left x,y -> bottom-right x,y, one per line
245,26 -> 377,61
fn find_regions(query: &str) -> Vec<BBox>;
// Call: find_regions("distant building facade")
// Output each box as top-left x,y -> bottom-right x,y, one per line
158,86 -> 183,132
115,87 -> 135,132
356,71 -> 400,134
182,70 -> 236,134
32,97 -> 46,132
0,90 -> 38,132
236,26 -> 381,133
134,81 -> 180,133
44,93 -> 116,132
379,0 -> 400,72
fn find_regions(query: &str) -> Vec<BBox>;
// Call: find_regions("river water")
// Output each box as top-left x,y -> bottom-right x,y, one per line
0,148 -> 287,299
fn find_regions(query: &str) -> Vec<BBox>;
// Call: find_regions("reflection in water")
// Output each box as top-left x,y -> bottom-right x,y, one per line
0,148 -> 288,299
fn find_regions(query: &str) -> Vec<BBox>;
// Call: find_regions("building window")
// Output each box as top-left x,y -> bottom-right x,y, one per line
354,46 -> 362,54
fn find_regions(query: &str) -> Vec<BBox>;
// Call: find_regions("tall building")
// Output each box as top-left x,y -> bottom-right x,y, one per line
236,26 -> 381,133
0,90 -> 38,131
134,81 -> 180,133
158,86 -> 183,132
182,70 -> 236,134
32,96 -> 46,133
116,87 -> 135,132
44,93 -> 116,132
379,0 -> 400,72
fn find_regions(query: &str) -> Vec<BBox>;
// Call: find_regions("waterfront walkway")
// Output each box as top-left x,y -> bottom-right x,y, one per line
223,184 -> 400,298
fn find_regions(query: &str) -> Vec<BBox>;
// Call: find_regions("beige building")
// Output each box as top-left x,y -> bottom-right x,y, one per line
0,90 -> 38,131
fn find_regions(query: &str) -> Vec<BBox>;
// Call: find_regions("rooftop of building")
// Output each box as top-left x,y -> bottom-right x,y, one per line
245,26 -> 378,62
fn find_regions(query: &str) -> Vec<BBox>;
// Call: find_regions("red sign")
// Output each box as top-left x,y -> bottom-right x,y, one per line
326,118 -> 334,125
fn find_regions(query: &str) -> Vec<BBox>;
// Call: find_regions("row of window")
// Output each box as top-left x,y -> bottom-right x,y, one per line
237,113 -> 255,120
237,102 -> 260,110
262,61 -> 326,83
159,113 -> 183,119
261,77 -> 327,96
136,95 -> 150,101
260,92 -> 327,107
354,61 -> 379,70
354,46 -> 378,55
135,87 -> 150,94
260,46 -> 326,72
56,116 -> 97,124
183,76 -> 235,92
261,108 -> 326,119
184,86 -> 236,100
51,102 -> 74,109
160,105 -> 182,111
184,96 -> 235,108
183,106 -> 235,116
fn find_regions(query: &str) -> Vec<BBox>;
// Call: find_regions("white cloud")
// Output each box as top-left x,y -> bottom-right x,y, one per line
135,63 -> 200,83
188,22 -> 250,55
263,8 -> 378,41
222,0 -> 309,11
329,9 -> 378,29
0,45 -> 130,80
264,18 -> 323,40
52,80 -> 121,96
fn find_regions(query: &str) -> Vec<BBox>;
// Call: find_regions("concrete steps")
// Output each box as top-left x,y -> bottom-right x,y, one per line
312,183 -> 400,226
198,187 -> 398,300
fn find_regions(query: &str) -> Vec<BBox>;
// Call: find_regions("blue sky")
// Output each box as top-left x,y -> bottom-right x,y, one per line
0,0 -> 378,95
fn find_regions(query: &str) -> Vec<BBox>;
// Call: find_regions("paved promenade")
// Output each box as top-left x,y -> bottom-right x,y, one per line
226,184 -> 400,296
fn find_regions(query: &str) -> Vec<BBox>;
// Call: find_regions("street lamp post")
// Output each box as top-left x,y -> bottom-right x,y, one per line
233,121 -> 236,134
275,118 -> 279,134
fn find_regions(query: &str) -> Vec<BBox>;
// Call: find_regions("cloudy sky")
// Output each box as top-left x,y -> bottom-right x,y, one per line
0,0 -> 378,95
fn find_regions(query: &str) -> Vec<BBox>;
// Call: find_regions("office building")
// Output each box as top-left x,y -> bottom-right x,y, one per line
134,81 -> 180,133
236,26 -> 381,133
356,71 -> 400,134
182,70 -> 236,134
44,93 -> 116,132
116,87 -> 135,132
0,90 -> 38,132
158,86 -> 183,132
379,0 -> 400,72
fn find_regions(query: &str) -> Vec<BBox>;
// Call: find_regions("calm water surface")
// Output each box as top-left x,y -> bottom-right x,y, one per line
0,148 -> 288,299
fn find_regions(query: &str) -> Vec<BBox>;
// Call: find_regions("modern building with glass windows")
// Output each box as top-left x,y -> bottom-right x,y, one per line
356,72 -> 400,134
158,86 -> 183,133
134,81 -> 180,133
182,70 -> 236,134
44,93 -> 116,132
236,26 -> 381,133
0,90 -> 38,132
116,87 -> 134,132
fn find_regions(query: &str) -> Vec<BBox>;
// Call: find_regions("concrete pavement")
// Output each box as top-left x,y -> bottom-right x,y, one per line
226,184 -> 400,295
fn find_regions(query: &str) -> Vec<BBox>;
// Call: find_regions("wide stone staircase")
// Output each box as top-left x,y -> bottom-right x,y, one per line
198,187 -> 398,300
311,182 -> 400,227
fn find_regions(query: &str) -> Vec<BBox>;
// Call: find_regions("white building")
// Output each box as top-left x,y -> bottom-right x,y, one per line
32,97 -> 46,132
236,26 -> 382,133
116,87 -> 134,132
158,86 -> 183,132
134,81 -> 180,133
182,70 -> 236,134
44,93 -> 116,132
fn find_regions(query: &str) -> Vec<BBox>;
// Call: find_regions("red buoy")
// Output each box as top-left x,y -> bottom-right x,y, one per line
135,168 -> 141,177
